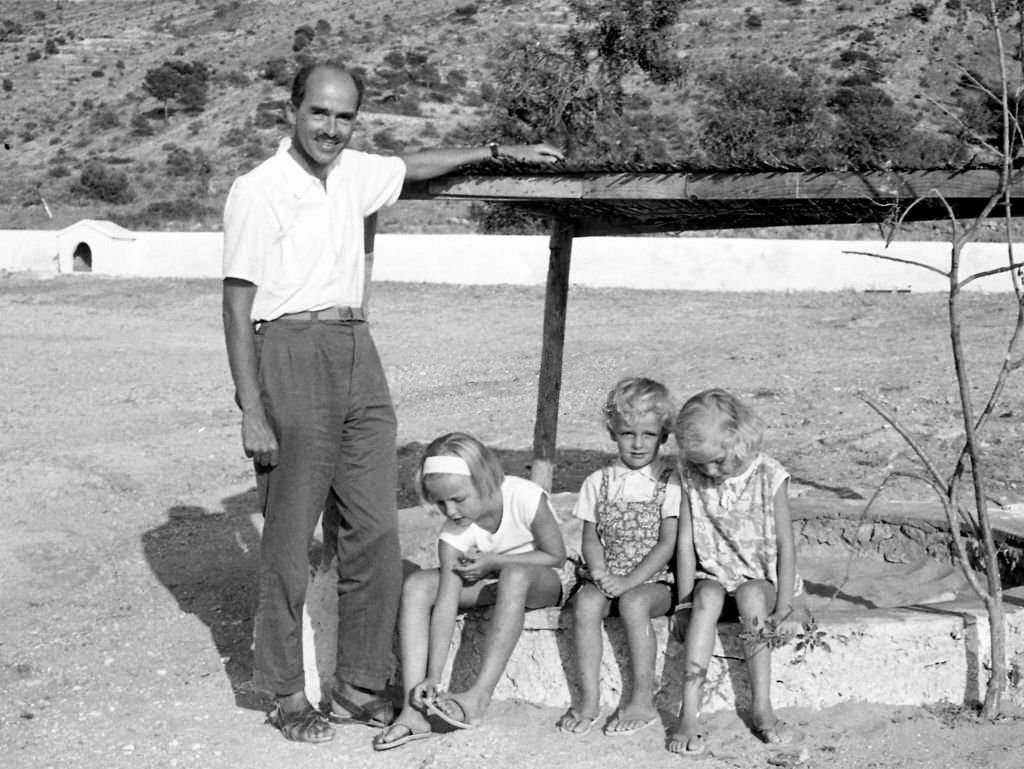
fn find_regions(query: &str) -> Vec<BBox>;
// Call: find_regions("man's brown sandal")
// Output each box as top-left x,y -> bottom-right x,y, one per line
325,688 -> 395,728
266,703 -> 335,743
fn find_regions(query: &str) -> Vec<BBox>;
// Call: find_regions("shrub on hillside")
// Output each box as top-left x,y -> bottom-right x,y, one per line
293,25 -> 315,52
0,19 -> 25,40
371,129 -> 405,153
909,3 -> 931,21
73,161 -> 135,204
255,99 -> 288,127
698,63 -> 838,167
260,58 -> 292,87
142,60 -> 210,119
130,113 -> 153,136
165,145 -> 210,178
89,107 -> 121,130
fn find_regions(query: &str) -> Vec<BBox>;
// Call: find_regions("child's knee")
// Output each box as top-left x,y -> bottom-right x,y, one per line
692,580 -> 726,612
616,590 -> 653,620
402,568 -> 438,604
572,585 -> 606,620
733,580 -> 774,616
496,563 -> 533,595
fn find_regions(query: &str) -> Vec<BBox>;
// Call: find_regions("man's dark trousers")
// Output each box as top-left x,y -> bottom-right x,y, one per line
251,318 -> 401,696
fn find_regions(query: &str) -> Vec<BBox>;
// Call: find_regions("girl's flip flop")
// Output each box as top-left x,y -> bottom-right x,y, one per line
424,694 -> 477,730
555,708 -> 601,736
371,723 -> 435,751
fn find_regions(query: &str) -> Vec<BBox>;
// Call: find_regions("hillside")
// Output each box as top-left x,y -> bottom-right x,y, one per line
0,0 -> 1008,234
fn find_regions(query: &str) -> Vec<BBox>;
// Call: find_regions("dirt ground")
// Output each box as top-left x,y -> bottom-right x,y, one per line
1,273 -> 1023,769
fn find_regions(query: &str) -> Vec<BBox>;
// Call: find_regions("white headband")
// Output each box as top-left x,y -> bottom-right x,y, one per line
422,455 -> 472,476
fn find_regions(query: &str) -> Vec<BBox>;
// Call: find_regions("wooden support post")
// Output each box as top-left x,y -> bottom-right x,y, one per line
531,218 -> 574,492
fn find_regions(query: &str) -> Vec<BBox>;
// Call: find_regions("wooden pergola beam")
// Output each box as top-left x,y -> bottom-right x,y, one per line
403,168 -> 1024,207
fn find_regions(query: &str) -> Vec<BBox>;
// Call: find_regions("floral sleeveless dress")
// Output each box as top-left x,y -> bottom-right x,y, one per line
594,465 -> 675,583
681,453 -> 801,595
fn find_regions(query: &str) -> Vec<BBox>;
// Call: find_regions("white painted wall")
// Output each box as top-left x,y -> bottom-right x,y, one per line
2,228 -> 1021,292
0,230 -> 59,272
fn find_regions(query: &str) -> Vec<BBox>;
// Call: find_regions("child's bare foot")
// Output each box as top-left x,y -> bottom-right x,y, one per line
752,716 -> 802,745
425,691 -> 488,730
667,716 -> 708,755
555,707 -> 601,736
603,705 -> 660,737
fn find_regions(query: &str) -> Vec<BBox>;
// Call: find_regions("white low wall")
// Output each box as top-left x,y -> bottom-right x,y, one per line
3,229 -> 1020,292
1,230 -> 59,272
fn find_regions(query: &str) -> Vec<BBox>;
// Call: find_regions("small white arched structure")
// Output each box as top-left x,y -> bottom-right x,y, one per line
57,219 -> 136,274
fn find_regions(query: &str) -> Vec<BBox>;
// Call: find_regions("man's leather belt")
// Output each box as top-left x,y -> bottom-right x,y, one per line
276,306 -> 365,322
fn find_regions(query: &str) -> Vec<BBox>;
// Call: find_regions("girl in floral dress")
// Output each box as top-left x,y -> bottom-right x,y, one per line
669,388 -> 804,756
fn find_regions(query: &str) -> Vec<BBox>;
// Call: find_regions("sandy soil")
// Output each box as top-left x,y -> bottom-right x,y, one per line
1,273 -> 1023,768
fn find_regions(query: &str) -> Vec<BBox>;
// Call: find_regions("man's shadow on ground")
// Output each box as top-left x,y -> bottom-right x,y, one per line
141,489 -> 268,711
141,442 -> 611,711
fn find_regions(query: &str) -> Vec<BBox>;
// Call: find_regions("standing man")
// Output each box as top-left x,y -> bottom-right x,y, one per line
222,61 -> 563,743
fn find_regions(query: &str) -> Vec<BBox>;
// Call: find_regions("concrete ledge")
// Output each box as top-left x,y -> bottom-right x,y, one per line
302,558 -> 1024,713
290,500 -> 1024,711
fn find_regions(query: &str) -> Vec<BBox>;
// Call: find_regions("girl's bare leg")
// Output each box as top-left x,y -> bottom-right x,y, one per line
560,583 -> 610,732
668,580 -> 725,753
608,582 -> 673,731
734,579 -> 790,741
435,563 -> 562,724
377,569 -> 439,743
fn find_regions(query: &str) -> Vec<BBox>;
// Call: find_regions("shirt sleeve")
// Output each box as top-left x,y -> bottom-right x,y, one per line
346,151 -> 406,216
222,176 -> 276,284
572,472 -> 600,523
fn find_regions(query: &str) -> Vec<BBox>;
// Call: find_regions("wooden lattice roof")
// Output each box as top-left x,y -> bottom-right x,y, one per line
402,161 -> 1024,235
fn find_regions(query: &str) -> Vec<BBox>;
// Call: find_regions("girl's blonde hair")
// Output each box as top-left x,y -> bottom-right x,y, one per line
416,432 -> 504,512
675,388 -> 764,468
603,377 -> 675,434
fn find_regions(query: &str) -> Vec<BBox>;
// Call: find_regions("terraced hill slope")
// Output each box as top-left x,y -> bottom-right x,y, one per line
0,0 -> 1009,232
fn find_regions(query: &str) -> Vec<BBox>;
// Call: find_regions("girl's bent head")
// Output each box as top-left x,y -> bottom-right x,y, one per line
416,432 -> 504,516
675,389 -> 764,480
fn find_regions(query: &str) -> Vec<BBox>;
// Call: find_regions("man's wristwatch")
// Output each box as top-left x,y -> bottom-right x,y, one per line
487,141 -> 501,159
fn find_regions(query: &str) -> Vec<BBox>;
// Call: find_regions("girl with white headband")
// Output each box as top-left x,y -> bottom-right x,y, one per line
372,431 -> 569,750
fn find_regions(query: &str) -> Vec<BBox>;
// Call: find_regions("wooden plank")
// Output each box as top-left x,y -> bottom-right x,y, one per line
402,176 -> 584,201
402,168 -> 1024,205
530,218 -> 574,492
